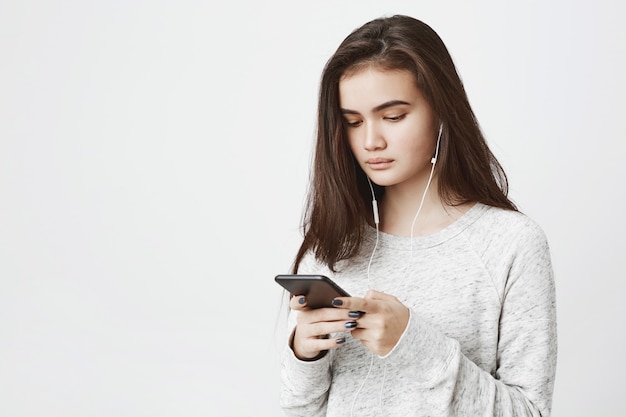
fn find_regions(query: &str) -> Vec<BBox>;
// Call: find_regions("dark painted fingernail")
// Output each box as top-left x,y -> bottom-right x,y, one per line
332,299 -> 343,306
298,297 -> 306,305
348,311 -> 362,318
336,337 -> 346,344
345,321 -> 357,329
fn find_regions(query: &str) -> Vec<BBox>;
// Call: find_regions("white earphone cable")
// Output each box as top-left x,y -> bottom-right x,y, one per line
405,124 -> 442,274
350,351 -> 375,417
352,125 -> 442,415
366,177 -> 380,286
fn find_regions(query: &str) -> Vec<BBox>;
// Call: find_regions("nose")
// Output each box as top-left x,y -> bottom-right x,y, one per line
364,121 -> 386,151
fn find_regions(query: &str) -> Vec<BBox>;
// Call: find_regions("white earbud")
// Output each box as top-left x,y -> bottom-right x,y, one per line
431,123 -> 443,164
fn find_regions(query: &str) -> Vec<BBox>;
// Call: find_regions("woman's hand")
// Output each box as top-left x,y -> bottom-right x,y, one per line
289,295 -> 360,360
332,290 -> 409,356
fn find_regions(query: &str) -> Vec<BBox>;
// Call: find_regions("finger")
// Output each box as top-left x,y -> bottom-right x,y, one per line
293,333 -> 350,360
292,318 -> 356,360
332,296 -> 376,314
298,320 -> 359,339
297,308 -> 360,330
364,289 -> 394,300
289,294 -> 309,311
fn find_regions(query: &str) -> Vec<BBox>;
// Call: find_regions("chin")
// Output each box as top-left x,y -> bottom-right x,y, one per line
367,176 -> 398,187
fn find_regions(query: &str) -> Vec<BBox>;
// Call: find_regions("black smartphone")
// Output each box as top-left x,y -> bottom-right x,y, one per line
275,274 -> 350,309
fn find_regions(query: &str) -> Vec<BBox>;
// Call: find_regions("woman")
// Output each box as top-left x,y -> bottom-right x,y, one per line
280,15 -> 557,417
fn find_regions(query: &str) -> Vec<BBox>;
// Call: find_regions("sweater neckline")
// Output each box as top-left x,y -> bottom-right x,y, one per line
366,202 -> 489,250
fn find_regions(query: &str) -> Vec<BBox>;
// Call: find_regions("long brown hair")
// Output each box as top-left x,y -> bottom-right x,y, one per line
292,15 -> 516,273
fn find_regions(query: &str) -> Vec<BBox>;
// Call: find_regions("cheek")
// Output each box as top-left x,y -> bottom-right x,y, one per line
390,125 -> 422,148
398,119 -> 435,145
393,131 -> 436,160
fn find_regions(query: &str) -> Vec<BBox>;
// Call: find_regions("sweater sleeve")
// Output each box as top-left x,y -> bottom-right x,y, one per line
386,221 -> 557,416
279,310 -> 332,417
279,253 -> 334,416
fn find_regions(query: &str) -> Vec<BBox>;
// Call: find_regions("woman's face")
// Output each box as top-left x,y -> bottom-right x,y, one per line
339,67 -> 438,191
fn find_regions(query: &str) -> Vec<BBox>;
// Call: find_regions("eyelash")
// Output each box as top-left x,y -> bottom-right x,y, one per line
385,114 -> 406,122
345,114 -> 406,127
347,121 -> 362,127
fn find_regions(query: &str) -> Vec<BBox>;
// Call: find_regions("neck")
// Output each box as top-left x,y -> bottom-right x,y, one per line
378,179 -> 438,236
378,178 -> 471,237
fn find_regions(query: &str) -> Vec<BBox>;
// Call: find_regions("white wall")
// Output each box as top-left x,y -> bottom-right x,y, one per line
1,1 -> 624,416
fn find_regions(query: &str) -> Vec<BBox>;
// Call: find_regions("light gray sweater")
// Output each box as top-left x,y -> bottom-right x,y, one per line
280,203 -> 557,416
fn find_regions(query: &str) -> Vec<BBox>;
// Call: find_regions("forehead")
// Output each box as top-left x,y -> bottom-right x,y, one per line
339,68 -> 420,109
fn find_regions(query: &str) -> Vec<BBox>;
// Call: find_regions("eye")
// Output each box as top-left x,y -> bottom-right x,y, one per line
344,119 -> 363,128
384,114 -> 406,122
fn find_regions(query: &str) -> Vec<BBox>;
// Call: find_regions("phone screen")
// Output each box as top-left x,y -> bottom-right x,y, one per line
275,274 -> 350,309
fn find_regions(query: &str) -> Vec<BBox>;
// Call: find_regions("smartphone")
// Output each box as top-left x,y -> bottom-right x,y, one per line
274,274 -> 350,309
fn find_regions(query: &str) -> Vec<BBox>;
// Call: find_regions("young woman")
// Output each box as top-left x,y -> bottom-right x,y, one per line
280,15 -> 557,417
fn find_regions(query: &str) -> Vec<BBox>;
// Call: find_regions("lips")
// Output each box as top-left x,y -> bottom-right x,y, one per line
366,158 -> 394,169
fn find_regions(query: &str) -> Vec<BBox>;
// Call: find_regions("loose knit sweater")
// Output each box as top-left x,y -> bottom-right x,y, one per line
280,203 -> 557,417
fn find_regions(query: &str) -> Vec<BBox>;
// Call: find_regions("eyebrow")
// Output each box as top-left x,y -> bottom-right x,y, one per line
341,100 -> 411,115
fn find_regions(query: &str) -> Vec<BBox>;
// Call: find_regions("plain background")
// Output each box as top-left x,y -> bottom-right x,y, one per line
1,1 -> 624,416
